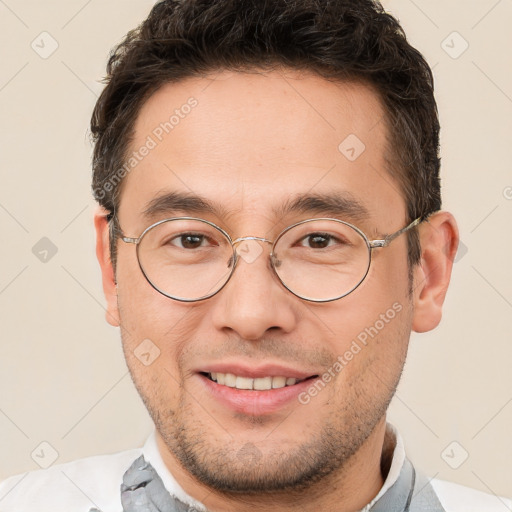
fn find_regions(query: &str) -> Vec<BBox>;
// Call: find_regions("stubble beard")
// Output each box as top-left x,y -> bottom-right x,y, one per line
120,298 -> 411,497
129,367 -> 398,496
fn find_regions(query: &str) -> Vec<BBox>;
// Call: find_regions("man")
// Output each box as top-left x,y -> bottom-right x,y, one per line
0,1 -> 510,511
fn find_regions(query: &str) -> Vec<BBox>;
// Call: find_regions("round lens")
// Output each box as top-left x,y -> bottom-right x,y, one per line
272,219 -> 371,301
137,218 -> 235,301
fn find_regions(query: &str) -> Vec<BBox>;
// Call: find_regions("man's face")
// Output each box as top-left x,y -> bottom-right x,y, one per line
110,70 -> 416,492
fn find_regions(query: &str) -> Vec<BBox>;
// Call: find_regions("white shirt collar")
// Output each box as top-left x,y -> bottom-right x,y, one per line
359,422 -> 406,511
142,430 -> 208,511
142,422 -> 405,512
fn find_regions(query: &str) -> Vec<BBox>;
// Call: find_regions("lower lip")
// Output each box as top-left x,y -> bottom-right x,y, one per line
198,374 -> 316,415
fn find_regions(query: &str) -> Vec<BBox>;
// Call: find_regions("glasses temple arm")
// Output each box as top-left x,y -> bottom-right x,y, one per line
369,216 -> 424,248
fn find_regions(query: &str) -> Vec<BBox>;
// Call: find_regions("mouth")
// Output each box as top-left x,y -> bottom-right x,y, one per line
196,364 -> 321,414
201,372 -> 317,391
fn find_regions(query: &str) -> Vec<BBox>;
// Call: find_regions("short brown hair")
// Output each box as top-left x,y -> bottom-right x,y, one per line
90,0 -> 441,267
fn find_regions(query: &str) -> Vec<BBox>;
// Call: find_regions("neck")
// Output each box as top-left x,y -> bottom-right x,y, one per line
156,418 -> 389,512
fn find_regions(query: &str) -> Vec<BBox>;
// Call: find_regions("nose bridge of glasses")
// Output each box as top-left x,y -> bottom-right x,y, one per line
231,236 -> 275,269
232,236 -> 273,247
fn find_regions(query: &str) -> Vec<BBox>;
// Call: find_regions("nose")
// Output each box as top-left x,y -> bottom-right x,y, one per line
209,238 -> 298,340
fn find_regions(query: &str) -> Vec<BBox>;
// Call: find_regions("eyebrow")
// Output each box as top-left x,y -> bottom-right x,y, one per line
274,192 -> 370,222
142,191 -> 228,220
141,191 -> 370,223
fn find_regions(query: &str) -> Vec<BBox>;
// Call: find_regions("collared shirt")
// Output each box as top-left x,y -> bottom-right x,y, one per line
0,424 -> 510,511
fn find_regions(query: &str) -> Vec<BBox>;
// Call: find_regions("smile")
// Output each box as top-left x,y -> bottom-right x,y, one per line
206,372 -> 309,390
198,368 -> 321,415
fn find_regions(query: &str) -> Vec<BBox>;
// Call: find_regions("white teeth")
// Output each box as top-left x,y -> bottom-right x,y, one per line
253,376 -> 272,390
272,376 -> 286,389
235,376 -> 253,390
209,372 -> 300,390
224,373 -> 237,387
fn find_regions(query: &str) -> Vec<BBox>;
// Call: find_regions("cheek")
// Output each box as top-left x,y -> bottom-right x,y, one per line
373,240 -> 412,295
116,248 -> 173,329
115,252 -> 199,366
320,302 -> 412,425
317,254 -> 413,390
353,299 -> 411,379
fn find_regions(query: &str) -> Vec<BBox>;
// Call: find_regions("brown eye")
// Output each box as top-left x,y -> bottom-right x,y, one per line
306,234 -> 330,248
298,232 -> 348,249
169,233 -> 212,249
180,234 -> 204,249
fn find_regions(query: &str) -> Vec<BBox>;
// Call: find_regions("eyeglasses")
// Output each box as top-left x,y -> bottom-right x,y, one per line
117,216 -> 422,303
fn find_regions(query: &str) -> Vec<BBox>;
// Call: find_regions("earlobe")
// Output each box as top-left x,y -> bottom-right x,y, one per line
411,211 -> 459,333
94,208 -> 121,327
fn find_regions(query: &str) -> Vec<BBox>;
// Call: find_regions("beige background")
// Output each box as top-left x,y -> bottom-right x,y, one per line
1,0 -> 511,502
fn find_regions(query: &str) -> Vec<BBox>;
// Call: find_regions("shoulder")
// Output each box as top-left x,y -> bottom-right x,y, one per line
0,446 -> 142,512
432,478 -> 512,512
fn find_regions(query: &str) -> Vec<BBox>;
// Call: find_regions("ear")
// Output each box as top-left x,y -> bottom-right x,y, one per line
94,207 -> 120,327
411,211 -> 459,333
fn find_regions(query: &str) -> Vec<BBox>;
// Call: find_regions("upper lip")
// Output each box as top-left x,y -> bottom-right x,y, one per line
197,362 -> 318,380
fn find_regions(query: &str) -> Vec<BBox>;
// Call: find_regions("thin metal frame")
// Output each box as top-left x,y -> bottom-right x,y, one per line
119,216 -> 423,303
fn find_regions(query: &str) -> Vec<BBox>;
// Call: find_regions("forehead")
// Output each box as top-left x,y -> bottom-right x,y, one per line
119,69 -> 405,232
